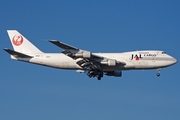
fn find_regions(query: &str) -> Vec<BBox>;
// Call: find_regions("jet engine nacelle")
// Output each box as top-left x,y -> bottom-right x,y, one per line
101,59 -> 117,66
106,71 -> 122,77
108,59 -> 116,66
74,51 -> 91,58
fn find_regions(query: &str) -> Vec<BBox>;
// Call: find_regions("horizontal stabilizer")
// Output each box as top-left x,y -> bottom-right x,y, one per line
49,40 -> 78,50
3,48 -> 33,58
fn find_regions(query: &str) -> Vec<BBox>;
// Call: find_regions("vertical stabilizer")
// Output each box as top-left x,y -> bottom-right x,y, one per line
7,30 -> 43,54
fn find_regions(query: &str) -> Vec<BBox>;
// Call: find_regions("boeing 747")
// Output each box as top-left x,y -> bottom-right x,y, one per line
4,30 -> 177,80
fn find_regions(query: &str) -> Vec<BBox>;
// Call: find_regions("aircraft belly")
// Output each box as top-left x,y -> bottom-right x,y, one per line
30,54 -> 81,69
43,59 -> 80,69
58,61 -> 81,69
134,61 -> 149,69
148,61 -> 166,68
101,65 -> 133,71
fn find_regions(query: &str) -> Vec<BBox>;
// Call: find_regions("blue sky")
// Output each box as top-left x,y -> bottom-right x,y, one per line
0,0 -> 180,120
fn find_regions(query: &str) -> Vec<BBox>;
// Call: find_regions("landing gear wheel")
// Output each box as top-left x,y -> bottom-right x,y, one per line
98,72 -> 103,78
156,73 -> 160,77
156,68 -> 161,77
97,77 -> 101,80
87,69 -> 103,80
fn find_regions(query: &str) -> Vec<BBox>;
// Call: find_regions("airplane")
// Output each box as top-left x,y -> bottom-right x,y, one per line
4,30 -> 177,80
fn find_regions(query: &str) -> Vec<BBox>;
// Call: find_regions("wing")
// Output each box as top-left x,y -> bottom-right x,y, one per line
49,40 -> 126,70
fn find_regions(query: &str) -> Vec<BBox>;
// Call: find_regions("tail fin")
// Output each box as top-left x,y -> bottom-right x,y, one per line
7,30 -> 43,54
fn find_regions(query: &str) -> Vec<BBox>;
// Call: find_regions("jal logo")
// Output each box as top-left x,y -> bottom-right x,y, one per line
130,54 -> 143,60
12,35 -> 23,46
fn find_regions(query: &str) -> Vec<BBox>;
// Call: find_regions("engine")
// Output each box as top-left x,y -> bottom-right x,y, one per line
105,71 -> 122,77
108,59 -> 116,66
74,51 -> 91,58
101,59 -> 117,66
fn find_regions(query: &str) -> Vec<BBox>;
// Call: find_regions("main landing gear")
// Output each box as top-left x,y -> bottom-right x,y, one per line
156,68 -> 161,77
87,70 -> 103,80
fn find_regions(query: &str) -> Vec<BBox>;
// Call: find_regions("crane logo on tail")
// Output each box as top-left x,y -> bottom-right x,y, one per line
12,35 -> 23,46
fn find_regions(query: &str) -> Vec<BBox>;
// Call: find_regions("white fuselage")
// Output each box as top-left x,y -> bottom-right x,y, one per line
5,30 -> 178,79
11,50 -> 177,72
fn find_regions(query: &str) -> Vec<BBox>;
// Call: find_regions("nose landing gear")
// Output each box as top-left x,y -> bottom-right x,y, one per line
156,68 -> 161,77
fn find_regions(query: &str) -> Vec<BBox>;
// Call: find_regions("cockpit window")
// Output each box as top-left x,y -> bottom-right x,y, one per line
162,52 -> 166,54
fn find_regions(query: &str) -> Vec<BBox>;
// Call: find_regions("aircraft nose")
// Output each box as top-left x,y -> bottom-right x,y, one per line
169,57 -> 178,65
172,57 -> 178,64
164,56 -> 178,67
